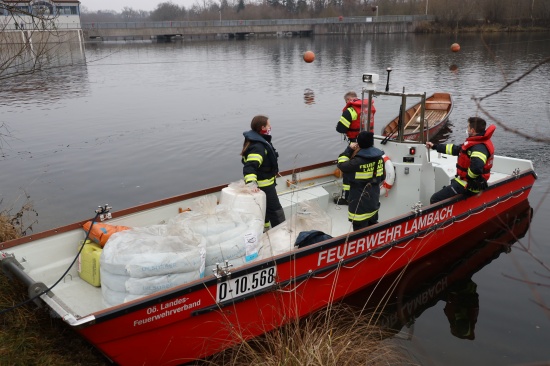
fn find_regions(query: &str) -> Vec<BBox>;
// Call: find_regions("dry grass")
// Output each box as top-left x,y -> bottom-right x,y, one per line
0,195 -> 37,242
1,198 -> 110,365
206,304 -> 415,366
0,276 -> 110,365
0,214 -> 19,242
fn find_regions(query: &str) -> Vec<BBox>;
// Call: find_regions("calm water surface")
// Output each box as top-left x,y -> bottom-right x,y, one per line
1,32 -> 549,365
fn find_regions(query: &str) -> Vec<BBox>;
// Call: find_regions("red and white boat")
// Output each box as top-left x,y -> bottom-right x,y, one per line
0,90 -> 537,365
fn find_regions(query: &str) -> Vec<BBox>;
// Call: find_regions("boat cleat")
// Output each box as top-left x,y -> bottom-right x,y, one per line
213,260 -> 234,278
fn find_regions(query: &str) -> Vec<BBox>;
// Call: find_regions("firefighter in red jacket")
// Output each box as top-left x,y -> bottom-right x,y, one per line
335,91 -> 376,204
426,117 -> 495,204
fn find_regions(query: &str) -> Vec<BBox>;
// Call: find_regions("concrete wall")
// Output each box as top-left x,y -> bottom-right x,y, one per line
81,19 -> 423,40
313,21 -> 416,35
0,30 -> 84,44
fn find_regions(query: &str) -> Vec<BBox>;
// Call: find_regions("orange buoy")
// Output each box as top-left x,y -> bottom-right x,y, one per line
451,43 -> 461,52
303,51 -> 315,63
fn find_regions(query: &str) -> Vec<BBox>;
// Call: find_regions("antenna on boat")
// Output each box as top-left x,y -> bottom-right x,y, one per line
385,67 -> 392,92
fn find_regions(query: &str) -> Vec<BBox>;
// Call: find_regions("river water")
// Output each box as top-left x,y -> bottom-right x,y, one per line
1,32 -> 549,365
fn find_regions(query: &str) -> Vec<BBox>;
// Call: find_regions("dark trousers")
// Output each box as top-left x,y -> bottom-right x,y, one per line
430,179 -> 470,204
260,184 -> 285,228
352,212 -> 379,231
341,176 -> 350,199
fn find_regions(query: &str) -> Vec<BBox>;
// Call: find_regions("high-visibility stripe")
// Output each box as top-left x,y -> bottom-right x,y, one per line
467,168 -> 479,179
445,144 -> 454,155
244,174 -> 257,183
244,153 -> 263,164
338,156 -> 350,163
339,115 -> 351,128
348,107 -> 358,121
454,177 -> 467,187
342,183 -> 350,191
355,172 -> 374,179
348,210 -> 378,222
470,151 -> 488,163
257,177 -> 275,187
354,163 -> 383,180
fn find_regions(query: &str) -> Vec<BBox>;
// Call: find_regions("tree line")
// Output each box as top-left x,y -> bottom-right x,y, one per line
81,0 -> 550,28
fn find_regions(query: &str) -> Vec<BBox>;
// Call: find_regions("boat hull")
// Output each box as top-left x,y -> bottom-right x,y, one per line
345,198 -> 532,333
75,171 -> 535,365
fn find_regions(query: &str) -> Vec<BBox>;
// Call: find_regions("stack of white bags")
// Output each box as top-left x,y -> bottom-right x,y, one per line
100,180 -> 266,307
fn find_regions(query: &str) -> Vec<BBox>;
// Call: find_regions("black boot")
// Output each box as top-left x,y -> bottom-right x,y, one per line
333,197 -> 349,205
334,190 -> 349,205
269,209 -> 286,228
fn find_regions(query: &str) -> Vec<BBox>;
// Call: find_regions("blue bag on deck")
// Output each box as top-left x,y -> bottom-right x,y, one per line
294,230 -> 332,248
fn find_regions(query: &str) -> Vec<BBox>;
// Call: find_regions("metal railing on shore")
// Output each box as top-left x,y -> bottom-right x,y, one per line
81,15 -> 433,29
2,22 -> 82,30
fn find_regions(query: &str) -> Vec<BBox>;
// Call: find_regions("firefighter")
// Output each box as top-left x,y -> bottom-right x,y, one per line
241,115 -> 285,230
335,91 -> 376,204
337,131 -> 385,231
426,117 -> 495,204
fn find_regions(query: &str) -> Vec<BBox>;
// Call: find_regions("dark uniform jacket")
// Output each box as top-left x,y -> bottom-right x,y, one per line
337,146 -> 385,223
242,130 -> 279,188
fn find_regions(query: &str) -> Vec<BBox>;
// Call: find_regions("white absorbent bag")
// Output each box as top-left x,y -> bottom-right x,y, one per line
101,281 -> 146,308
167,195 -> 243,237
101,228 -> 206,278
220,180 -> 266,221
203,218 -> 263,266
125,271 -> 202,295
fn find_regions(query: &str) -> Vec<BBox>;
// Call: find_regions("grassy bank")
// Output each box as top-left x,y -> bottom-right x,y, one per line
1,203 -> 109,365
0,276 -> 109,365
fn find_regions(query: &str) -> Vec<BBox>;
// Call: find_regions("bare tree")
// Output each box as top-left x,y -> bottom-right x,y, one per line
1,4 -> 84,159
1,4 -> 82,82
150,1 -> 187,21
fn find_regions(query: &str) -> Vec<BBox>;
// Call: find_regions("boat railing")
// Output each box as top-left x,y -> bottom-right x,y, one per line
362,89 -> 427,144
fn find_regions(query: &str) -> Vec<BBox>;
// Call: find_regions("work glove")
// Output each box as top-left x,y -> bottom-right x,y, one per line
467,177 -> 488,192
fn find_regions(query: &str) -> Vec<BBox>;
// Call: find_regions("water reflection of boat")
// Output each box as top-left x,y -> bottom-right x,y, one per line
0,87 -> 537,366
381,92 -> 453,142
343,198 -> 533,337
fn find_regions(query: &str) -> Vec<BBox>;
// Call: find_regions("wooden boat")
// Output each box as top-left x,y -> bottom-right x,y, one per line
381,92 -> 453,142
0,90 -> 537,366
